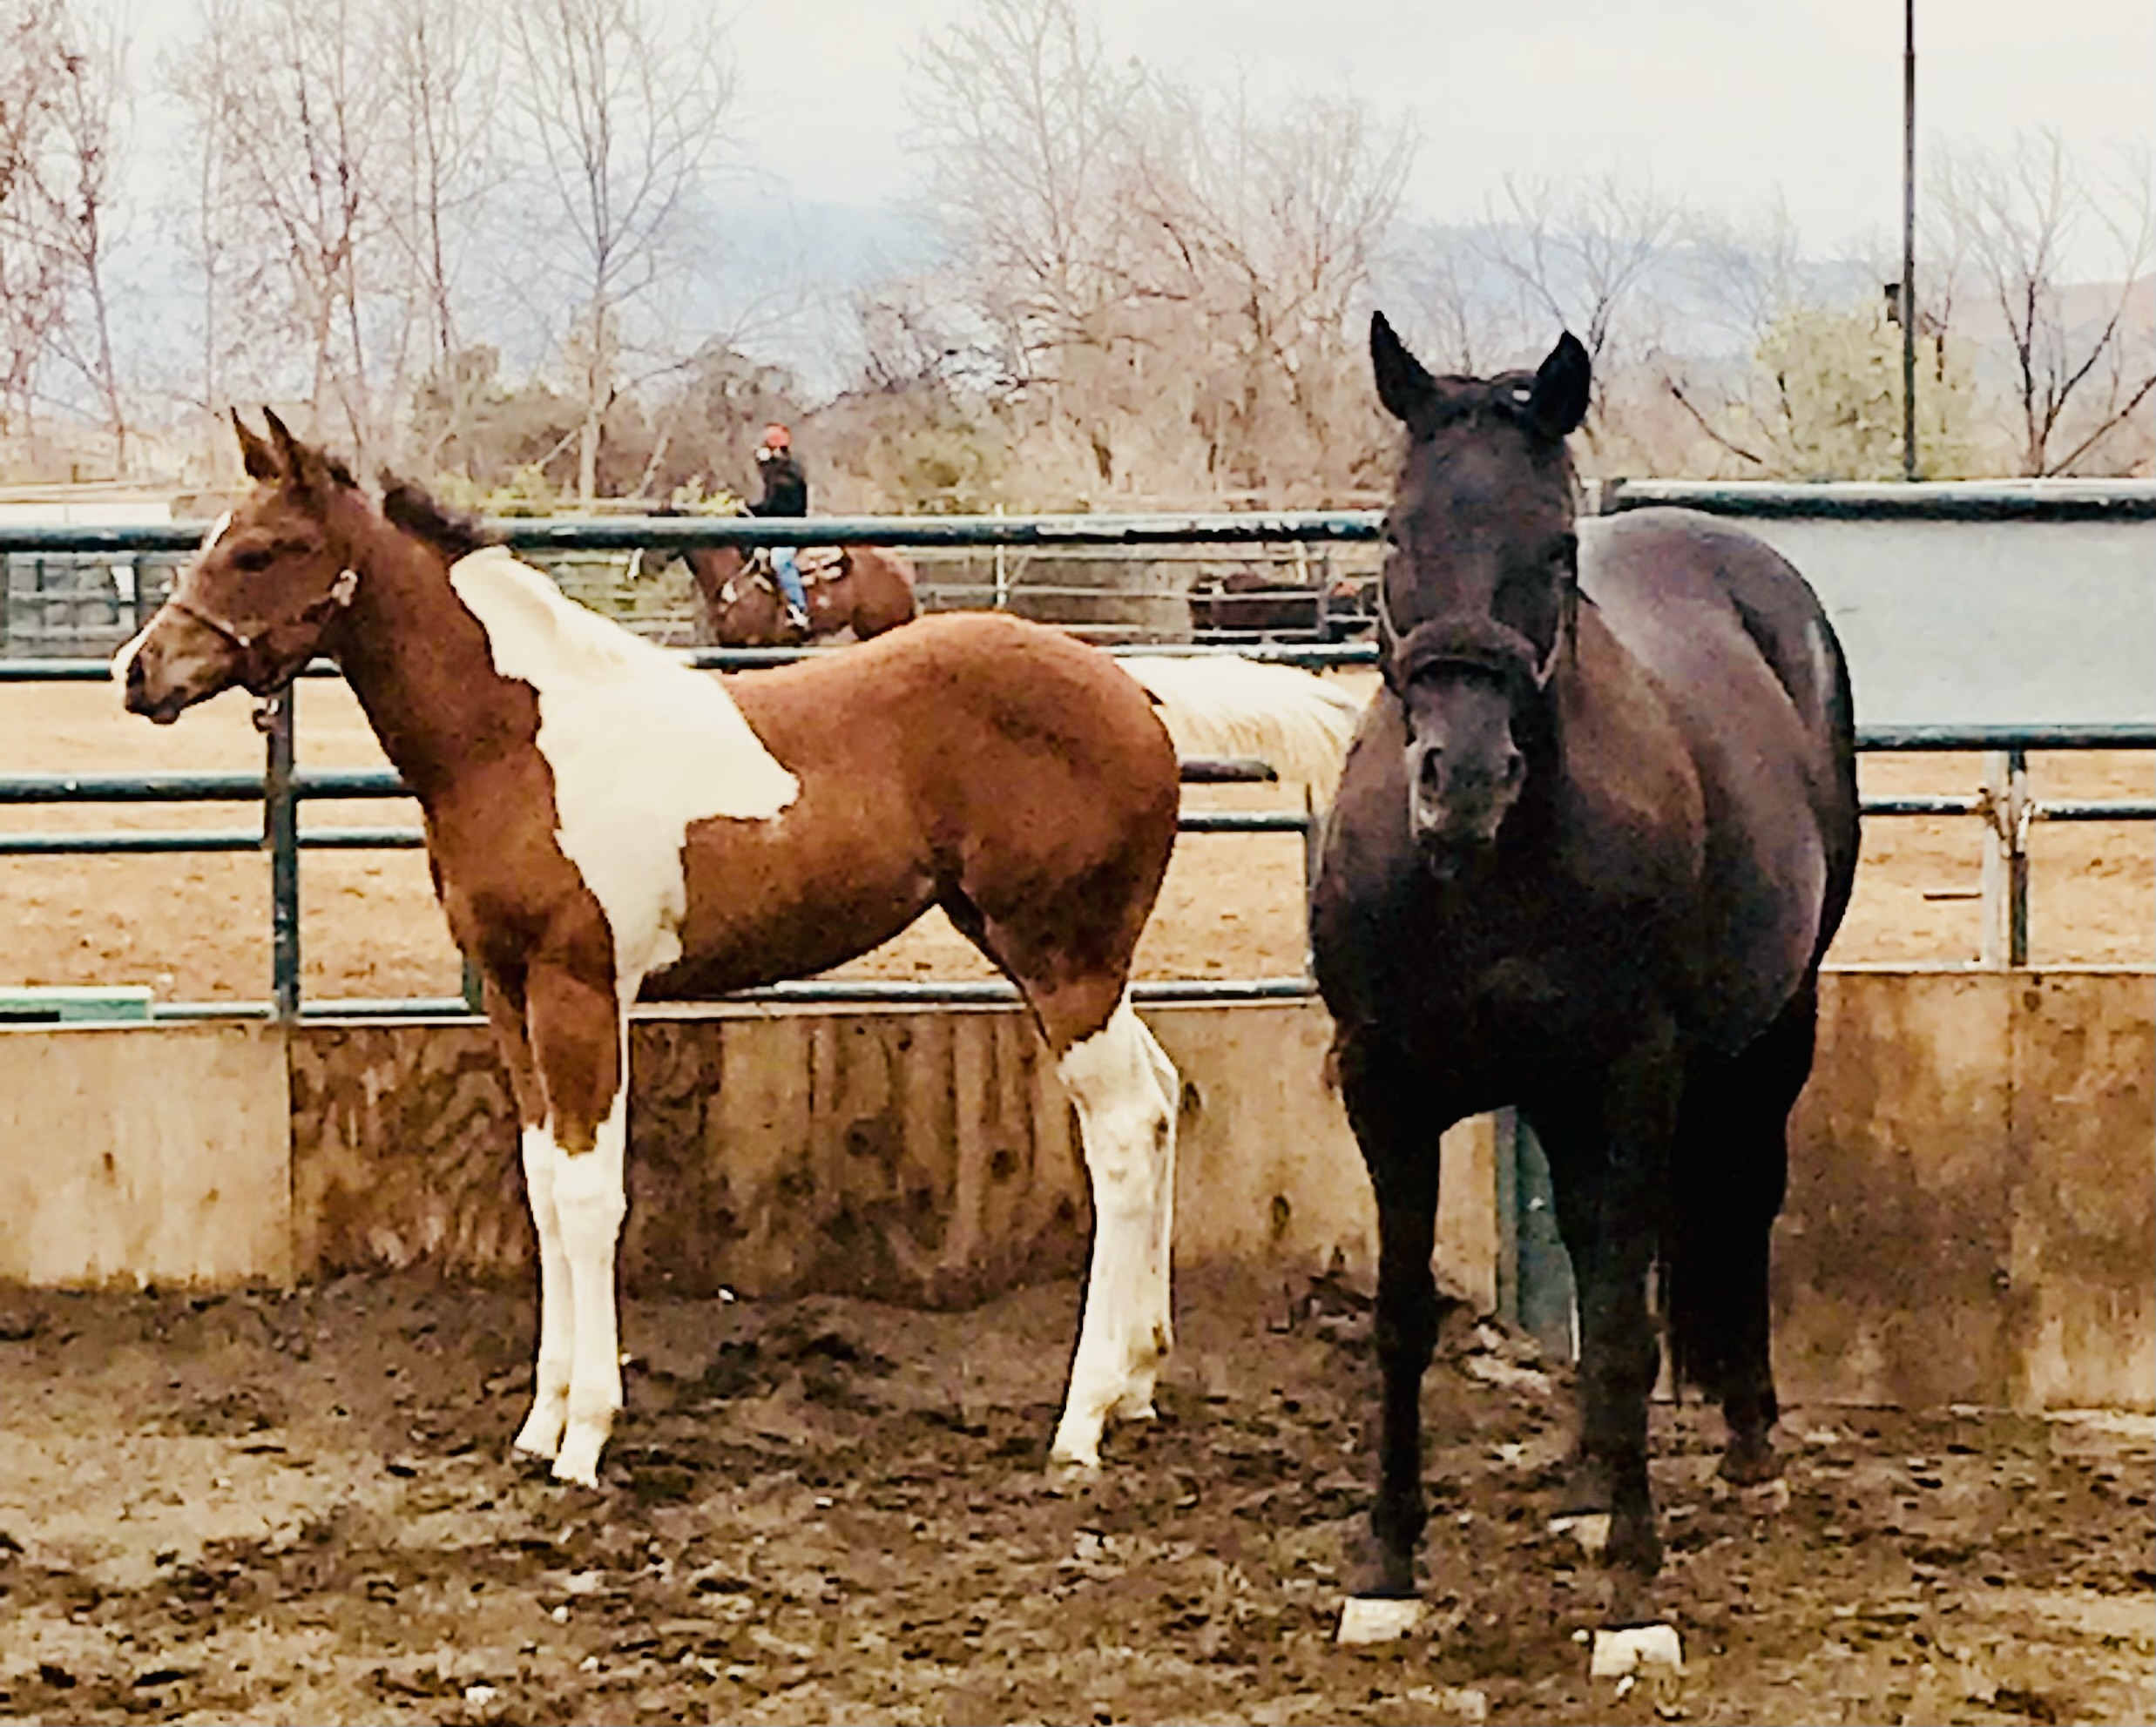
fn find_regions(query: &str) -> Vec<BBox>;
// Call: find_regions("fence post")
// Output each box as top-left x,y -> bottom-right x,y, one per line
1978,749 -> 2031,969
260,690 -> 301,1022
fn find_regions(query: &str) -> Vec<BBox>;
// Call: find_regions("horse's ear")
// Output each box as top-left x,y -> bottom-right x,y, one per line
231,410 -> 281,482
1527,332 -> 1592,442
261,405 -> 332,496
1371,310 -> 1439,432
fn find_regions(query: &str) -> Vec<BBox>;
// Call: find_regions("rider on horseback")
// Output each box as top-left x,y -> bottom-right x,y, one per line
750,422 -> 812,634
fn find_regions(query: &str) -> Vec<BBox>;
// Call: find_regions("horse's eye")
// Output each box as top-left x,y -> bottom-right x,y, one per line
230,545 -> 274,573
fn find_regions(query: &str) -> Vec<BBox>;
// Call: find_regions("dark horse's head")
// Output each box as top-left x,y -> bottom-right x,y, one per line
1369,313 -> 1591,876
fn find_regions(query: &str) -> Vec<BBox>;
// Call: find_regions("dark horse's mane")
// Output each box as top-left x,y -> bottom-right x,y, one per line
379,476 -> 499,559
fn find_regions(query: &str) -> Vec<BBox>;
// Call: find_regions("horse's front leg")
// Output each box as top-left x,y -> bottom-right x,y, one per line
476,970 -> 574,1463
524,960 -> 633,1488
1336,1037 -> 1449,1599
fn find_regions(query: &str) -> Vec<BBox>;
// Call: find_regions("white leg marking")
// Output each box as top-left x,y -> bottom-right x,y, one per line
1050,998 -> 1179,1469
511,1123 -> 574,1461
550,1009 -> 632,1488
1120,1013 -> 1180,1420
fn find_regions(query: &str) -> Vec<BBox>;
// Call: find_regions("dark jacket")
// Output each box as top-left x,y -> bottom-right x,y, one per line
751,450 -> 808,518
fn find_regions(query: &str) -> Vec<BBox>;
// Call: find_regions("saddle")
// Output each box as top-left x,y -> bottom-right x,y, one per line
746,546 -> 846,590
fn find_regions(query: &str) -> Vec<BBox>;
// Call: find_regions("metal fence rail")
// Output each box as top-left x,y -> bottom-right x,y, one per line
3,501 -> 2152,1018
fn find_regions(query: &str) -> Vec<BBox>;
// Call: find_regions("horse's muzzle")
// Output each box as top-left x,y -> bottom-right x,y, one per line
1409,738 -> 1520,854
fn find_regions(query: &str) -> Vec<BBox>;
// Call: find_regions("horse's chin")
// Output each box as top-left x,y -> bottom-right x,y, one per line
1412,814 -> 1506,881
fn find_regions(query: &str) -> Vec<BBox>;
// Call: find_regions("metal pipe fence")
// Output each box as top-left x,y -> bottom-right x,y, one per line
3,506 -> 2151,1018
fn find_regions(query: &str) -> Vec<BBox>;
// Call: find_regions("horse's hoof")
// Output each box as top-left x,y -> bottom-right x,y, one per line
551,1427 -> 608,1489
1595,1562 -> 1663,1630
1712,1474 -> 1792,1516
1718,1434 -> 1782,1488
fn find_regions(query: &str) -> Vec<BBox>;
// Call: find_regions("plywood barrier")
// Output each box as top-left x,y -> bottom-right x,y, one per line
0,1022 -> 290,1286
2,972 -> 2148,1411
287,1002 -> 1391,1305
1778,968 -> 2153,1412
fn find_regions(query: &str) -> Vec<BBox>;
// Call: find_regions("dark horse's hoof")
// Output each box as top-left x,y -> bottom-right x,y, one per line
1719,1430 -> 1781,1488
1596,1561 -> 1663,1632
1354,1533 -> 1419,1600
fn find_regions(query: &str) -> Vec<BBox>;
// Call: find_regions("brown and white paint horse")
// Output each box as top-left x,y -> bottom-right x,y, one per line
116,413 -> 1358,1488
684,543 -> 919,647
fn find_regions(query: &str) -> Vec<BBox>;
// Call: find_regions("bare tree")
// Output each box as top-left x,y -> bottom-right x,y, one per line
1472,171 -> 1686,366
1132,79 -> 1414,498
1930,129 -> 2155,476
0,0 -> 74,440
167,0 -> 397,464
379,0 -> 501,471
24,0 -> 131,466
909,0 -> 1155,487
504,0 -> 734,503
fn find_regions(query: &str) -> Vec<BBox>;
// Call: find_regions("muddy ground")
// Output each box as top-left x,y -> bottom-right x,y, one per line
0,1274 -> 2150,1727
1,681 -> 2150,1005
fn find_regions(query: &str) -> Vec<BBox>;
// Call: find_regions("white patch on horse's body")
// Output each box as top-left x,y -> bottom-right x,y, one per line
1049,996 -> 1180,1470
448,546 -> 800,975
112,512 -> 232,688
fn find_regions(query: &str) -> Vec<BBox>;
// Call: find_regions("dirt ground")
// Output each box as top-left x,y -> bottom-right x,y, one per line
0,1274 -> 2148,1727
1,679 -> 2149,1004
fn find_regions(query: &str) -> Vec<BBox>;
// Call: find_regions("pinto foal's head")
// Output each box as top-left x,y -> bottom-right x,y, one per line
1369,313 -> 1591,875
119,411 -> 369,723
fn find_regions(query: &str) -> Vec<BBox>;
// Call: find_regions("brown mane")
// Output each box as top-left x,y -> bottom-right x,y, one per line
379,476 -> 498,560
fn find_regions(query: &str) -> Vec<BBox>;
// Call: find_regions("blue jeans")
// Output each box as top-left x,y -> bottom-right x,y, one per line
769,547 -> 808,614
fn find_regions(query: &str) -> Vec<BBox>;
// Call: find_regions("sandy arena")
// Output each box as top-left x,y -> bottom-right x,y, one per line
0,678 -> 2149,1003
1,1273 -> 2151,1727
2,674 -> 2152,1725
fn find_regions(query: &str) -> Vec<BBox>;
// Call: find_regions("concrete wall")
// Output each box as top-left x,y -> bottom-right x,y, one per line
1,972 -> 2148,1410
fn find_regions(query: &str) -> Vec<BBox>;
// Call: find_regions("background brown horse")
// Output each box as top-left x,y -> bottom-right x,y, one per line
683,545 -> 918,647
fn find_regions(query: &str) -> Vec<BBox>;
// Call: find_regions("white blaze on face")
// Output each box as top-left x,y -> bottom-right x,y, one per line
112,512 -> 234,689
447,546 -> 800,979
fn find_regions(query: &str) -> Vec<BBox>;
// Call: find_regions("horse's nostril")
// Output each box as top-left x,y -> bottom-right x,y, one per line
1416,746 -> 1443,795
1502,748 -> 1525,791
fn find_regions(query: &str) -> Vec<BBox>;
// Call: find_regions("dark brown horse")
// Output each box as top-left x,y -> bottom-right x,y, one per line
1310,318 -> 1859,1614
116,414 -> 1356,1490
684,543 -> 918,647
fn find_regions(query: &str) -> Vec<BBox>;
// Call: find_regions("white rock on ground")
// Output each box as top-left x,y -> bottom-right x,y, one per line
1589,1622 -> 1684,1679
1335,1597 -> 1424,1644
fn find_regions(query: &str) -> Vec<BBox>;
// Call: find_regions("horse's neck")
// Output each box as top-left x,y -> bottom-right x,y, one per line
329,527 -> 524,806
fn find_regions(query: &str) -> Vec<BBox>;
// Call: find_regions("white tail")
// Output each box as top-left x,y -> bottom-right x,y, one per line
1121,654 -> 1363,802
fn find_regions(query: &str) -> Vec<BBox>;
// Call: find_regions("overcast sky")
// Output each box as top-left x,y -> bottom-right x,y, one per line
725,0 -> 2154,259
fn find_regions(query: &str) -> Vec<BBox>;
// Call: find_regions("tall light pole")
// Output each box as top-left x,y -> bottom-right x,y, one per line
1901,0 -> 1919,480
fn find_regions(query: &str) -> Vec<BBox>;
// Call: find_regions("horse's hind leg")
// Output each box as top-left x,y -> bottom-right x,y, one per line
1034,980 -> 1180,1469
1671,981 -> 1817,1487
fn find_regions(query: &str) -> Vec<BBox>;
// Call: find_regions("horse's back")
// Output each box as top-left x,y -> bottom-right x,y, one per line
1581,509 -> 1858,1047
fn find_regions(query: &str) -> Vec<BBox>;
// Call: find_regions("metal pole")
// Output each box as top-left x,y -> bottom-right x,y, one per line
260,691 -> 301,1022
2006,747 -> 2030,968
1901,0 -> 1919,481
